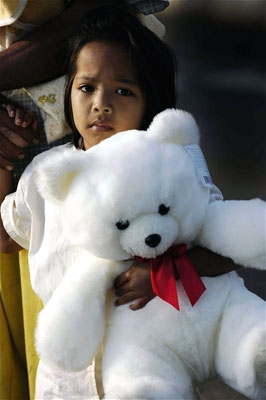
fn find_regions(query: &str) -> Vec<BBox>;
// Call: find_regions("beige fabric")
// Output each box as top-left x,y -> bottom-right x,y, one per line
0,0 -> 27,27
2,83 -> 71,143
25,76 -> 72,143
140,14 -> 166,38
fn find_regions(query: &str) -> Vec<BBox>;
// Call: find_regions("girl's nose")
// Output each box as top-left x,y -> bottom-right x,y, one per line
92,104 -> 112,113
92,93 -> 112,114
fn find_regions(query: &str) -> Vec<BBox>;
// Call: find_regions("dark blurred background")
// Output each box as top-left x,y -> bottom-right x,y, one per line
158,0 -> 266,299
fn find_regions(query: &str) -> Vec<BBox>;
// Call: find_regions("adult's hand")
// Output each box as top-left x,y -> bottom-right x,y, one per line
0,108 -> 39,170
0,0 -> 123,90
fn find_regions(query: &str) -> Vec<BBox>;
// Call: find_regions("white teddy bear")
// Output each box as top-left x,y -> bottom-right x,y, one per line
34,109 -> 266,400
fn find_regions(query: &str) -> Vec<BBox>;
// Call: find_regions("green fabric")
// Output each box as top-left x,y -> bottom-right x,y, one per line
0,251 -> 42,400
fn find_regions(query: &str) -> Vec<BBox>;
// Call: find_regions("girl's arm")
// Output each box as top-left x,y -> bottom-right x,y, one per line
0,169 -> 22,253
0,0 -> 123,90
188,246 -> 240,277
114,249 -> 240,310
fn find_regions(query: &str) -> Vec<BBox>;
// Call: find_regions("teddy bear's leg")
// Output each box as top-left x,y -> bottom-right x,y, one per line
103,377 -> 194,400
102,343 -> 195,400
103,374 -> 194,400
214,285 -> 266,400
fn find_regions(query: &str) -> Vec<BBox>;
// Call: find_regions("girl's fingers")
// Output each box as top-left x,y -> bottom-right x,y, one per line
114,291 -> 155,308
113,272 -> 129,289
114,292 -> 134,307
115,294 -> 155,310
129,296 -> 154,311
115,282 -> 132,297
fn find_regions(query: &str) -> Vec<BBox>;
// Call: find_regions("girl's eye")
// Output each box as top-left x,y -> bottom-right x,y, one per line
116,88 -> 132,96
158,204 -> 170,215
116,220 -> 130,230
80,85 -> 95,93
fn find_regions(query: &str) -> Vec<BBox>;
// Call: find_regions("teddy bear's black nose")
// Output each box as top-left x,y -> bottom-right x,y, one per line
145,234 -> 161,248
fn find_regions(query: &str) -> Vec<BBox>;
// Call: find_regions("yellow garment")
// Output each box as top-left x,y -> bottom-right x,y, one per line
0,251 -> 43,400
19,250 -> 43,400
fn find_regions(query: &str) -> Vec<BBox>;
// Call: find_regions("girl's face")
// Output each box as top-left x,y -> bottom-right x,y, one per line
71,41 -> 146,150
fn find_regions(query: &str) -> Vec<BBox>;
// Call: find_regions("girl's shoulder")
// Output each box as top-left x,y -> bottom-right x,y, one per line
33,142 -> 74,162
19,143 -> 74,187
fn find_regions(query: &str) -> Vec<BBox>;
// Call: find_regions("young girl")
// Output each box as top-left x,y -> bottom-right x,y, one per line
0,6 -> 239,399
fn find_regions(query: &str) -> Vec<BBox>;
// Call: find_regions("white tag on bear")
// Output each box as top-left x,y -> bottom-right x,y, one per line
185,144 -> 213,188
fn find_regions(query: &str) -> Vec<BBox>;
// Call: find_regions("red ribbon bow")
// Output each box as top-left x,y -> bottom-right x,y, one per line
135,244 -> 206,310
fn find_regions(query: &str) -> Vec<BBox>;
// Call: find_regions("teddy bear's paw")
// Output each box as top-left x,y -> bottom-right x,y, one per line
55,350 -> 93,372
35,310 -> 100,372
36,319 -> 101,372
36,338 -> 93,372
255,348 -> 266,389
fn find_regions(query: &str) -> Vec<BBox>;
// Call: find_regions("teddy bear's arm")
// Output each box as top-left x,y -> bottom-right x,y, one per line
195,199 -> 265,270
35,254 -> 117,372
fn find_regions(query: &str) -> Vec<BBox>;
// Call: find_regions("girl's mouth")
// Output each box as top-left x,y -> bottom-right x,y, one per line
90,122 -> 113,132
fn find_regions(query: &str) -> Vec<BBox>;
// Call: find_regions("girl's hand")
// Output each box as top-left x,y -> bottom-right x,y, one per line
1,103 -> 37,128
113,260 -> 155,311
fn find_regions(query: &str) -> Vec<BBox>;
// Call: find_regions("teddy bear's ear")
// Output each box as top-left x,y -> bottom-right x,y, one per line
147,108 -> 200,146
33,146 -> 86,202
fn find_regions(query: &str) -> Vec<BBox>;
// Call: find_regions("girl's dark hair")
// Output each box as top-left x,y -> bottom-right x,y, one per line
64,5 -> 177,147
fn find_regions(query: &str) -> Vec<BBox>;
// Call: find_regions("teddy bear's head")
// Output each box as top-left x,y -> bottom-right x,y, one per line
35,109 -> 210,261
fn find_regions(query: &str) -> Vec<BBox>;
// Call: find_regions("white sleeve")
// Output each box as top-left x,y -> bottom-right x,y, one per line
1,164 -> 33,250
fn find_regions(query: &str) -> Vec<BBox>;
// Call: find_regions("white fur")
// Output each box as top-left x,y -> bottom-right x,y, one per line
34,109 -> 266,399
196,199 -> 266,269
147,108 -> 200,145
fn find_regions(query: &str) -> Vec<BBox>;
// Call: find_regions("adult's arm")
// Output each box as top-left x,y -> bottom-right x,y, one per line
0,106 -> 39,170
0,0 -> 123,91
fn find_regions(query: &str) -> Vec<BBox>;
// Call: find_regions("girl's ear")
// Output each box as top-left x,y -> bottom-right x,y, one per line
147,108 -> 200,146
33,146 -> 86,202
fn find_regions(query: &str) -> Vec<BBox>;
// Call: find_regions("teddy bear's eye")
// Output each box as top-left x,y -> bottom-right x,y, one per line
158,204 -> 170,215
116,220 -> 130,230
